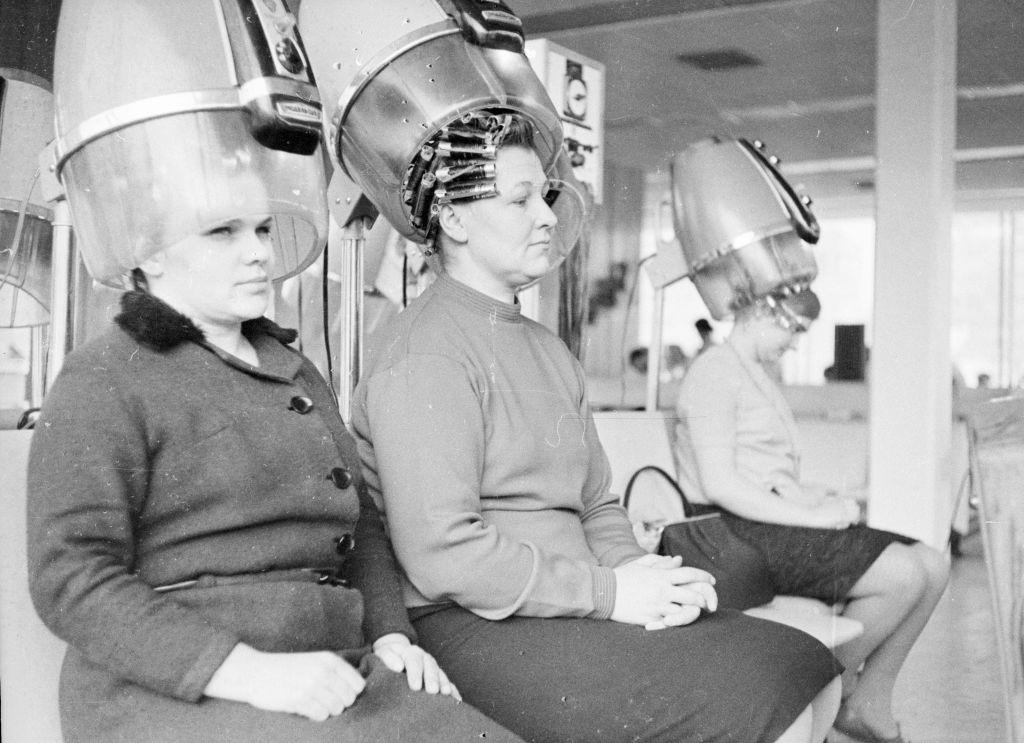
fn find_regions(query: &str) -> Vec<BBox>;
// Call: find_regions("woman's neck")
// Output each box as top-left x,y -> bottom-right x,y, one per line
194,320 -> 259,367
727,325 -> 759,362
444,263 -> 516,305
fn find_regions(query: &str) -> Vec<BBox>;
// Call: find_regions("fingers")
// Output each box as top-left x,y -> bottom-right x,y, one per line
440,672 -> 462,701
661,604 -> 702,627
373,644 -> 406,674
631,553 -> 683,569
659,584 -> 714,614
330,655 -> 366,698
404,648 -> 426,692
643,604 -> 702,631
664,566 -> 716,586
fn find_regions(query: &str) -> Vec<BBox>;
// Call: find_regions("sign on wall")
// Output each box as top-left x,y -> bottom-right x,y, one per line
525,39 -> 605,205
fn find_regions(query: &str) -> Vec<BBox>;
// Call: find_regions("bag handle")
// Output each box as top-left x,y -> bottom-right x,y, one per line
622,465 -> 696,518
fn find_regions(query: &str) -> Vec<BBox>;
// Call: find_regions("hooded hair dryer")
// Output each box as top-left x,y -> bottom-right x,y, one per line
298,0 -> 583,253
41,0 -> 329,288
664,137 -> 819,319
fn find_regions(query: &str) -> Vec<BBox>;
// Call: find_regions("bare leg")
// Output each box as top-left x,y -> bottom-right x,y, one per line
775,704 -> 813,743
773,678 -> 842,743
834,542 -> 949,737
810,677 -> 842,742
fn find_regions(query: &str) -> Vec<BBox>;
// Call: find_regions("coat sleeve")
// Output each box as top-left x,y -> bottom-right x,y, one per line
345,480 -> 418,644
27,357 -> 240,702
296,358 -> 417,645
357,352 -> 617,620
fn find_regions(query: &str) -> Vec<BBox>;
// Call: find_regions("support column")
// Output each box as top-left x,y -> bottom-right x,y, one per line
869,0 -> 957,546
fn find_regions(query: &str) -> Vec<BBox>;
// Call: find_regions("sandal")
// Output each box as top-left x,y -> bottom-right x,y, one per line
832,712 -> 908,743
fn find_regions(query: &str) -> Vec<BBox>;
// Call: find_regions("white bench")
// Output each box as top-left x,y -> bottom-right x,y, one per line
0,430 -> 66,743
593,410 -> 863,648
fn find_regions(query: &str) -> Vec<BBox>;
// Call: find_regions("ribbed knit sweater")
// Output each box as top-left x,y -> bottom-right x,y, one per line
352,273 -> 646,620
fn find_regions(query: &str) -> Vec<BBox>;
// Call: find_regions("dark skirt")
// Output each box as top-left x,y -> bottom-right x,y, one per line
59,650 -> 523,743
411,604 -> 841,743
716,511 -> 918,604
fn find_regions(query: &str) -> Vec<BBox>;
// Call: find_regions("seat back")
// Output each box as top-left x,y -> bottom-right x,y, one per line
0,430 -> 66,743
967,397 -> 1024,743
592,410 -> 686,526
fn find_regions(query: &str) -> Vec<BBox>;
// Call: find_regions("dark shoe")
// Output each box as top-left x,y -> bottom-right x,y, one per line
832,711 -> 908,743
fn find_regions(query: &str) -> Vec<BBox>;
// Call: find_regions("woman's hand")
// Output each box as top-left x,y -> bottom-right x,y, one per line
814,497 -> 861,529
611,555 -> 718,630
372,633 -> 461,700
204,643 -> 365,722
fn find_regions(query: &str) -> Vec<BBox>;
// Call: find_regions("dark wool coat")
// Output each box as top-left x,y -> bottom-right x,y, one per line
25,292 -> 519,743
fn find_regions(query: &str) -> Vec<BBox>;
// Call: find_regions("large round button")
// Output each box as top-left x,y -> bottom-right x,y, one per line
334,533 -> 355,555
328,467 -> 353,489
289,396 -> 314,414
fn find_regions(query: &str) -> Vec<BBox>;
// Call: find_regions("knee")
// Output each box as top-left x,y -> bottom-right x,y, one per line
913,543 -> 950,595
872,544 -> 932,601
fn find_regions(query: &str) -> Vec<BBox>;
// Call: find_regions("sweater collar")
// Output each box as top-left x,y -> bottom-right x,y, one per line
435,272 -> 522,323
114,290 -> 302,381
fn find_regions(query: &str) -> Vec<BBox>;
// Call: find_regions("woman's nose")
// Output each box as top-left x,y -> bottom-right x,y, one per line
244,232 -> 273,264
535,198 -> 558,229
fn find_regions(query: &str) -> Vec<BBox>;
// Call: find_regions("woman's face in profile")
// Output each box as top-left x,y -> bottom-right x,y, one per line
142,214 -> 276,328
455,145 -> 559,291
754,313 -> 805,363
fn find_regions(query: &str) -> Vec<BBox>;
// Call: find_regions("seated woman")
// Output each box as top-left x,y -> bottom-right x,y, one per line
27,213 -> 519,741
673,290 -> 949,743
352,111 -> 843,743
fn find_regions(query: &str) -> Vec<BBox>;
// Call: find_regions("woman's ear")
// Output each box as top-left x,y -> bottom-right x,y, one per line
437,203 -> 468,244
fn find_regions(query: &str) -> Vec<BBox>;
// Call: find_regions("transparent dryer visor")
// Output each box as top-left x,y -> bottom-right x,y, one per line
514,175 -> 587,291
59,109 -> 328,287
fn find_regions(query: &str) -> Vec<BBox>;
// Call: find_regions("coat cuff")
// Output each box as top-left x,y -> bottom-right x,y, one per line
173,631 -> 243,702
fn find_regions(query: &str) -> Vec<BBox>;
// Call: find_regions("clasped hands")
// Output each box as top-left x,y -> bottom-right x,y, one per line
611,554 -> 718,631
204,634 -> 458,722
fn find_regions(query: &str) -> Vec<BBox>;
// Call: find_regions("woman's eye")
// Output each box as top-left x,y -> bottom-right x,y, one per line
256,225 -> 273,238
207,225 -> 234,237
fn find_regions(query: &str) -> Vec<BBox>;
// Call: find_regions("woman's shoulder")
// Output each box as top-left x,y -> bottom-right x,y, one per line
686,344 -> 740,378
362,287 -> 484,378
57,323 -> 145,374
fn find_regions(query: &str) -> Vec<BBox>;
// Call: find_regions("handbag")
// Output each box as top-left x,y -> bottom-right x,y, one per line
622,465 -> 776,610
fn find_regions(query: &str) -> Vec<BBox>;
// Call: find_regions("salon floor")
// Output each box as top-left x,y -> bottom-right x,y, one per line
829,530 -> 1006,743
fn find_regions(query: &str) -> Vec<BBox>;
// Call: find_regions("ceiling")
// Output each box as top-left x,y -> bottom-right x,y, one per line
3,1 -> 1022,203
508,0 -> 1024,202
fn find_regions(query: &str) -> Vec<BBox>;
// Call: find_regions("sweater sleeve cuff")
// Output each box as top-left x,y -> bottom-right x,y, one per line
588,566 -> 616,620
173,631 -> 242,703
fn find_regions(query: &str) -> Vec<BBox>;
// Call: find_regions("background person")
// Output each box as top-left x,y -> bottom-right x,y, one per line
674,289 -> 949,743
353,112 -> 843,743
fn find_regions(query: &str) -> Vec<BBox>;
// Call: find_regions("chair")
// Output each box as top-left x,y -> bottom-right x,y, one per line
966,396 -> 1024,743
0,430 -> 66,743
593,410 -> 864,649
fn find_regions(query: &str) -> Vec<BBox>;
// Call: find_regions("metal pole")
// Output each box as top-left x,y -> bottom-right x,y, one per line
645,285 -> 664,411
45,200 -> 72,388
335,217 -> 367,423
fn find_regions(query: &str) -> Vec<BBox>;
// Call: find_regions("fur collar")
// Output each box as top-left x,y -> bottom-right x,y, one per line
115,290 -> 298,351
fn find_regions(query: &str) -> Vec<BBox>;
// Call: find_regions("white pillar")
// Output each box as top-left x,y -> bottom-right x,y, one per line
869,0 -> 957,546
